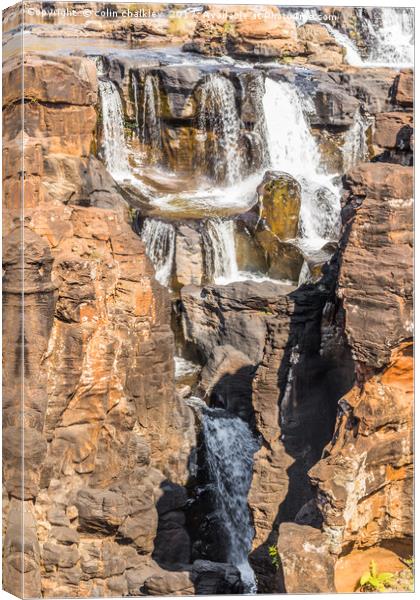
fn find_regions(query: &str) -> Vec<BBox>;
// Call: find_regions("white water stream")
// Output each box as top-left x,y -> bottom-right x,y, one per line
140,218 -> 175,286
139,73 -> 162,159
342,108 -> 371,172
198,74 -> 243,185
202,408 -> 259,593
324,24 -> 364,66
323,7 -> 413,68
99,79 -> 131,179
366,7 -> 413,67
202,219 -> 239,284
262,77 -> 341,253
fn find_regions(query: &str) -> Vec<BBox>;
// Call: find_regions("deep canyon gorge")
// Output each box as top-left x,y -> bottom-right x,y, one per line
2,2 -> 414,597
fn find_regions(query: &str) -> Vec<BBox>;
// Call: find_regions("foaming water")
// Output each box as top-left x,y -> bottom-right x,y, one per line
324,8 -> 413,69
365,7 -> 413,67
174,357 -> 200,381
138,73 -> 163,161
149,172 -> 262,216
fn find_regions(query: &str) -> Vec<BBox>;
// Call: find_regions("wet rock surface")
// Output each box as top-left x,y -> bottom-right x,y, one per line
2,4 -> 414,597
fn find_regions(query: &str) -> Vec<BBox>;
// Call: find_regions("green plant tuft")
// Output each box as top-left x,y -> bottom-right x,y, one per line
359,560 -> 395,592
268,545 -> 280,571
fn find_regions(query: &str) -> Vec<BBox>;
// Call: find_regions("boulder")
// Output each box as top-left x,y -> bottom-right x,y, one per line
198,344 -> 255,420
257,171 -> 301,241
372,111 -> 413,164
311,82 -> 361,127
191,560 -> 244,594
255,230 -> 303,282
116,486 -> 158,552
230,38 -> 305,59
393,69 -> 413,107
297,23 -> 336,45
235,16 -> 298,40
155,66 -> 201,119
174,224 -> 204,288
331,68 -> 398,115
374,112 -> 413,150
180,281 -> 294,365
143,570 -> 194,596
76,489 -> 128,532
277,524 -> 336,593
185,8 -> 305,60
235,222 -> 267,274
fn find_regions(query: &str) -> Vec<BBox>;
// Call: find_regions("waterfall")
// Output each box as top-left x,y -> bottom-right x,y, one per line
131,72 -> 140,138
342,108 -> 370,172
324,24 -> 364,66
263,78 -> 320,181
203,219 -> 239,284
366,7 -> 413,67
174,356 -> 200,382
98,79 -> 131,180
262,78 -> 341,252
324,8 -> 413,68
198,74 -> 242,186
202,408 -> 258,592
140,218 -> 175,286
137,73 -> 162,160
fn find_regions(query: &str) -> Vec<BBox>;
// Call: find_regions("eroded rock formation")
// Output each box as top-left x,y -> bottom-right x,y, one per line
3,52 -> 198,598
2,3 -> 414,597
276,140 -> 413,595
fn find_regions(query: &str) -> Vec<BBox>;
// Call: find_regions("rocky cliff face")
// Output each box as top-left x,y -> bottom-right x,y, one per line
2,3 -> 414,597
276,126 -> 413,593
3,52 -> 204,598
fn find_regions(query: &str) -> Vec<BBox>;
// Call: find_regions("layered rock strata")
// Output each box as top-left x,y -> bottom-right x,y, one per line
276,133 -> 413,594
2,7 -> 414,597
2,52 -> 201,598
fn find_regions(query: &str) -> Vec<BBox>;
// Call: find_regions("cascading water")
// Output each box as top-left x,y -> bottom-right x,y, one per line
131,72 -> 140,138
342,108 -> 370,172
366,7 -> 414,67
202,408 -> 259,592
137,73 -> 162,161
202,218 -> 239,284
323,8 -> 413,68
198,74 -> 243,185
140,218 -> 175,286
98,79 -> 131,179
263,79 -> 320,180
262,78 -> 341,252
324,24 -> 364,66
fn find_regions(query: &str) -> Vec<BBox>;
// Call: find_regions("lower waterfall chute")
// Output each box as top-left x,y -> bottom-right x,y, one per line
202,408 -> 259,593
